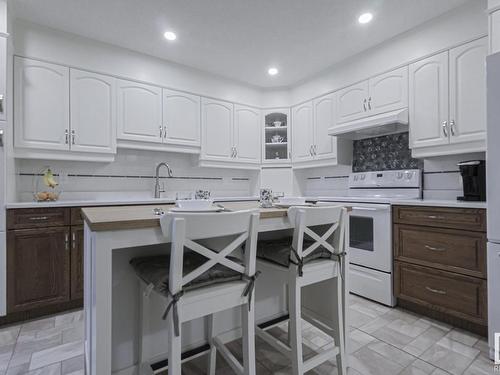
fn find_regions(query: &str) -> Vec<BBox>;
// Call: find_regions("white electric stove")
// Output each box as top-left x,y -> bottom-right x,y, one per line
318,169 -> 422,306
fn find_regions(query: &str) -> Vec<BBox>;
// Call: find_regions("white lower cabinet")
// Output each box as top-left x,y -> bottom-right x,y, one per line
117,80 -> 163,144
70,69 -> 116,154
409,38 -> 487,157
14,57 -> 70,151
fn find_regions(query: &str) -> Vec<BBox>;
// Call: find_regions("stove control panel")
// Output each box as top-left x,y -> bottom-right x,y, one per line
349,169 -> 422,189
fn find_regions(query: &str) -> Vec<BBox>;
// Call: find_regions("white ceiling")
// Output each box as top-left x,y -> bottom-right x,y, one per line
10,0 -> 471,88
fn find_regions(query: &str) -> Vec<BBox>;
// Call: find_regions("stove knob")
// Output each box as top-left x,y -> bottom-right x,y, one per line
397,172 -> 403,179
360,175 -> 366,180
405,171 -> 413,180
354,175 -> 359,181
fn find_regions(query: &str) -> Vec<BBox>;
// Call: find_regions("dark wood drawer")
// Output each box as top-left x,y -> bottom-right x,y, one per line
70,207 -> 84,226
395,262 -> 487,325
394,224 -> 486,278
393,206 -> 486,232
7,208 -> 70,230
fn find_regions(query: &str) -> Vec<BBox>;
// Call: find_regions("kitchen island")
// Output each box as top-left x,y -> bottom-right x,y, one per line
82,201 -> 349,375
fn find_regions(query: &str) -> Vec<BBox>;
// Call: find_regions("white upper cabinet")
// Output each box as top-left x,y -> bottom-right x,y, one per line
336,81 -> 369,124
448,38 -> 487,145
162,89 -> 200,147
368,66 -> 408,116
14,57 -> 70,151
262,109 -> 290,165
490,9 -> 500,54
201,98 -> 233,161
409,38 -> 487,156
292,101 -> 314,163
70,69 -> 116,154
117,80 -> 162,144
313,93 -> 336,160
234,105 -> 261,163
409,51 -> 449,149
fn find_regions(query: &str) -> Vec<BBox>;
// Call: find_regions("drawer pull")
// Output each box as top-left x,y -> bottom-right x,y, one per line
28,216 -> 49,221
425,286 -> 447,295
427,215 -> 445,219
424,245 -> 446,252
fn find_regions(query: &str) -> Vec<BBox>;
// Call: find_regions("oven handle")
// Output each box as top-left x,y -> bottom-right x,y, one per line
351,206 -> 390,212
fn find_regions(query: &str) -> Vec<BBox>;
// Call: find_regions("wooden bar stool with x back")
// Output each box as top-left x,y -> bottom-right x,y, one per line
130,209 -> 260,375
255,204 -> 348,375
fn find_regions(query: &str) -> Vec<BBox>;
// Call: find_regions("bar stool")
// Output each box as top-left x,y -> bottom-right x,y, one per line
255,205 -> 348,375
130,209 -> 260,375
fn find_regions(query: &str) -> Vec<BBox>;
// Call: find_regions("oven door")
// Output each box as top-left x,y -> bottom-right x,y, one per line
348,203 -> 391,272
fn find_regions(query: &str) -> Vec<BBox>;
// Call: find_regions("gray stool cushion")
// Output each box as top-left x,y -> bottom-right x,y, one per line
130,251 -> 243,296
256,238 -> 333,268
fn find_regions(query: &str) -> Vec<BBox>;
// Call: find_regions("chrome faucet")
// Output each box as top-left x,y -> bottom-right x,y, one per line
154,162 -> 173,198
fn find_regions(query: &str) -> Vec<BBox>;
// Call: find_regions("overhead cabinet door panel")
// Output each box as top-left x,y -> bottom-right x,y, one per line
368,66 -> 408,116
234,105 -> 261,163
70,69 -> 116,154
449,38 -> 487,145
409,52 -> 449,149
313,93 -> 336,160
336,81 -> 369,124
14,57 -> 69,151
117,80 -> 162,143
292,101 -> 314,162
201,98 -> 233,160
163,89 -> 200,146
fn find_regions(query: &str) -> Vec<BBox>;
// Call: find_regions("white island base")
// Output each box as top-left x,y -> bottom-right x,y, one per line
82,202 -> 349,374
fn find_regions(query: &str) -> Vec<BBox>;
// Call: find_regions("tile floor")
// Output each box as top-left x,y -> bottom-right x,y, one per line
0,295 -> 496,374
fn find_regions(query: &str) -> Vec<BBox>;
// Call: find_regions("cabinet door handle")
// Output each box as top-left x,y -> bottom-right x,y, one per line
368,97 -> 372,110
363,99 -> 367,111
425,286 -> 447,295
159,125 -> 163,138
234,147 -> 238,157
450,120 -> 456,136
72,232 -> 76,249
309,145 -> 313,156
29,216 -> 49,221
314,145 -> 317,155
163,125 -> 167,139
65,233 -> 70,251
442,121 -> 448,137
424,245 -> 445,252
65,129 -> 69,144
0,94 -> 4,113
71,130 -> 75,145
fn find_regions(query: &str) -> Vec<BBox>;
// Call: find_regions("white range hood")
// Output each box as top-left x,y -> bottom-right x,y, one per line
328,108 -> 408,140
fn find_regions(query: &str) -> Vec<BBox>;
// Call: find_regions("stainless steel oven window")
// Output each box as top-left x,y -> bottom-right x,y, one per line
350,216 -> 374,251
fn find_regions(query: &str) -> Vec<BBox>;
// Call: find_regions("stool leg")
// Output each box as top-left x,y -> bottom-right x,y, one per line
167,299 -> 182,375
289,272 -> 304,375
138,284 -> 153,375
242,298 -> 256,375
207,314 -> 217,375
333,278 -> 346,375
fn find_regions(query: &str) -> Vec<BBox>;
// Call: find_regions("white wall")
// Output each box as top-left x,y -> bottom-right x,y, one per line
290,0 -> 488,105
13,20 -> 267,107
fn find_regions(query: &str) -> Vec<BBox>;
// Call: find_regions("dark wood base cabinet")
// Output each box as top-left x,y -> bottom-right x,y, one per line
393,206 -> 487,335
3,207 -> 85,326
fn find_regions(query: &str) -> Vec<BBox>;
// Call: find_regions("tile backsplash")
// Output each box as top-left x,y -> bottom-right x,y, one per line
352,132 -> 423,172
15,149 -> 259,202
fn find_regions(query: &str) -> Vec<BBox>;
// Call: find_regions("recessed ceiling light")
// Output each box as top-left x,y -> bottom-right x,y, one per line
268,67 -> 279,76
163,31 -> 177,41
358,13 -> 373,24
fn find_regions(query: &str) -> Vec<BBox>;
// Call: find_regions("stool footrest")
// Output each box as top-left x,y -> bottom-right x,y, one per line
213,336 -> 244,375
303,346 -> 340,373
255,326 -> 292,357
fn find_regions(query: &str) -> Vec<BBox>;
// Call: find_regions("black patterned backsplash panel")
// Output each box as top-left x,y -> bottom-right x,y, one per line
352,132 -> 423,173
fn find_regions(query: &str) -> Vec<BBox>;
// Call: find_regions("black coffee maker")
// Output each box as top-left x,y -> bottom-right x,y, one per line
457,160 -> 486,201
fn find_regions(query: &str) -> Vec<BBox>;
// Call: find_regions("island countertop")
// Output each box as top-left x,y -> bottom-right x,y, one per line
81,201 -> 290,231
